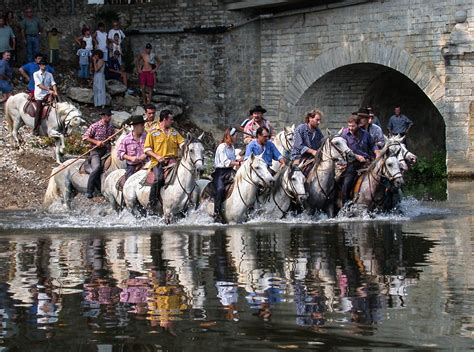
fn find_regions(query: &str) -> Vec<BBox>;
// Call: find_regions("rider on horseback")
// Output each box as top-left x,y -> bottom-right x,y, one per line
340,113 -> 378,204
290,109 -> 324,167
144,109 -> 185,209
242,105 -> 273,144
117,114 -> 148,180
244,126 -> 285,174
33,58 -> 58,135
82,109 -> 115,199
213,128 -> 242,222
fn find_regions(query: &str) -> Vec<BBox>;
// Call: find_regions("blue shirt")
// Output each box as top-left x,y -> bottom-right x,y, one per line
341,127 -> 376,159
244,140 -> 283,166
21,62 -> 55,91
0,59 -> 12,80
291,123 -> 324,160
388,114 -> 413,134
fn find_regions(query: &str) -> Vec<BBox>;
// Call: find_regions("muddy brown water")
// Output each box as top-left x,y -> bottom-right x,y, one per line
0,181 -> 472,351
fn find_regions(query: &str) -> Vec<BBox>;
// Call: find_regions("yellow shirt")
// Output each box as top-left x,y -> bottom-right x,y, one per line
144,126 -> 185,168
144,121 -> 157,133
48,33 -> 59,50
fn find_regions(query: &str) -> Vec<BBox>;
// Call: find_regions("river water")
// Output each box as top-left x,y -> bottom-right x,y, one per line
0,181 -> 473,351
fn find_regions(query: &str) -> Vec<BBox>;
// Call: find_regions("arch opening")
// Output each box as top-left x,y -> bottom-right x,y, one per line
293,63 -> 445,157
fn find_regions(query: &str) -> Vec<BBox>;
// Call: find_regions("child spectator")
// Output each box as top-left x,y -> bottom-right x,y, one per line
47,28 -> 60,65
75,28 -> 93,51
106,49 -> 127,86
93,22 -> 108,62
111,33 -> 122,64
76,40 -> 91,83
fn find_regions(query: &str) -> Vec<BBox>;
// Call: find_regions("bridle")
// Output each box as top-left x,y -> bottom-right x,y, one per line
236,159 -> 273,208
272,167 -> 306,214
277,129 -> 294,160
58,105 -> 82,135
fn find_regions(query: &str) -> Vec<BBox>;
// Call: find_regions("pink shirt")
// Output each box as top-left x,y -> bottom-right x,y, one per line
243,118 -> 272,143
116,131 -> 147,164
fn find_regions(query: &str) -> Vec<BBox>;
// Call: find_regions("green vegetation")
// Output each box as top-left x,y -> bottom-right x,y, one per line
406,151 -> 447,179
64,132 -> 88,155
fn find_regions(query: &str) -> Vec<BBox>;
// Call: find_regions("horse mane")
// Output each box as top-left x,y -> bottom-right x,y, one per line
366,142 -> 391,173
234,156 -> 251,185
273,164 -> 289,190
306,135 -> 330,180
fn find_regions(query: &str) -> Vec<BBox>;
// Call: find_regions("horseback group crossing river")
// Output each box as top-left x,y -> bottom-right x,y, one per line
4,92 -> 416,223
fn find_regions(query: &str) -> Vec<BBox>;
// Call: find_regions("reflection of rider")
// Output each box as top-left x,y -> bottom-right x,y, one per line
117,114 -> 147,180
82,109 -> 115,199
144,109 -> 184,209
33,58 -> 58,135
291,109 -> 324,166
340,114 -> 377,204
213,128 -> 241,222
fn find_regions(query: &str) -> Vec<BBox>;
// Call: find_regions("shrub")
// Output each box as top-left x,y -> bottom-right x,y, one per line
406,151 -> 446,179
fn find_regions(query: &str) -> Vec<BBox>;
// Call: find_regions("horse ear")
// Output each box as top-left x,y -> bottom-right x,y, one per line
384,135 -> 389,144
186,132 -> 192,141
291,124 -> 295,130
284,126 -> 289,133
250,153 -> 255,161
326,128 -> 332,136
198,132 -> 204,141
399,135 -> 406,143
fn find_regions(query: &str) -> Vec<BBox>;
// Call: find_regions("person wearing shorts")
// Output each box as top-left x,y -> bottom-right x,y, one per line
136,43 -> 160,104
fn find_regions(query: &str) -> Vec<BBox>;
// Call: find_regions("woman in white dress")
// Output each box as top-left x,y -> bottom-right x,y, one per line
92,50 -> 106,107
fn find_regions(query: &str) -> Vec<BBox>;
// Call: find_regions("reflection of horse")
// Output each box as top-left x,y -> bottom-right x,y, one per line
122,135 -> 205,222
200,154 -> 275,224
43,132 -> 128,210
272,125 -> 294,172
305,134 -> 355,218
5,93 -> 85,163
262,165 -> 307,219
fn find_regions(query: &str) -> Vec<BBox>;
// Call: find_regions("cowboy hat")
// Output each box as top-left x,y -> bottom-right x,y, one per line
249,105 -> 267,115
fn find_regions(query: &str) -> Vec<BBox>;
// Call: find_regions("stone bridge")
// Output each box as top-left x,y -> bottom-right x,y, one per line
7,0 -> 474,175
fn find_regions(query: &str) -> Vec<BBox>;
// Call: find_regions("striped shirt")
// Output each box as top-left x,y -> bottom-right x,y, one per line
116,132 -> 147,165
82,119 -> 115,146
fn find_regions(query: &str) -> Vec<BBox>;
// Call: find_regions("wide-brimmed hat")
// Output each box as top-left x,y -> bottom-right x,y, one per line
355,107 -> 370,118
249,105 -> 267,115
127,114 -> 146,126
100,108 -> 113,116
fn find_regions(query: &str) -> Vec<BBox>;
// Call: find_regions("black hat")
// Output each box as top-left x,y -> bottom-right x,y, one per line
249,105 -> 267,115
355,107 -> 370,118
100,108 -> 112,116
145,43 -> 152,49
127,114 -> 146,126
38,58 -> 48,65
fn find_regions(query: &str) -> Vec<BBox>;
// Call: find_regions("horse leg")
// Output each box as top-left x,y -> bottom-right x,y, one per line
11,118 -> 23,148
49,130 -> 64,163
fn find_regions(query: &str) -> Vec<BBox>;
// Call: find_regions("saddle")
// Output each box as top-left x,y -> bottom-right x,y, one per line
143,161 -> 177,186
79,154 -> 112,175
115,164 -> 144,191
23,94 -> 54,119
202,171 -> 236,201
299,157 -> 316,177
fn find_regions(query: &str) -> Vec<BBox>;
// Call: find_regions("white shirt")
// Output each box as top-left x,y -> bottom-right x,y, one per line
33,70 -> 56,100
107,29 -> 125,45
95,30 -> 107,50
214,143 -> 236,168
83,35 -> 94,51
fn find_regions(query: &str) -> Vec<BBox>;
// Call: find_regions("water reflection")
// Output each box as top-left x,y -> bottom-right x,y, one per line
2,219 -> 468,350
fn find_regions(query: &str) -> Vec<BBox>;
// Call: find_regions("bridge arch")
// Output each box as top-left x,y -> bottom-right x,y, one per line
278,42 -> 447,158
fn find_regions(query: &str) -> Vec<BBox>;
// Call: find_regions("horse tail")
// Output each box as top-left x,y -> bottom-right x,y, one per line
43,171 -> 60,207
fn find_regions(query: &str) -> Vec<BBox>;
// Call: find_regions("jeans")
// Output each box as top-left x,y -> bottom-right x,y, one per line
26,35 -> 40,63
86,148 -> 107,194
341,161 -> 363,204
34,98 -> 44,132
213,168 -> 233,216
79,65 -> 89,79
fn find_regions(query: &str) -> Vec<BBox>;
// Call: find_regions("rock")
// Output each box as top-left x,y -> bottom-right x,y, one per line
153,84 -> 181,96
111,111 -> 131,128
67,87 -> 93,104
154,103 -> 183,118
114,94 -> 141,107
106,80 -> 127,95
131,106 -> 145,116
152,95 -> 185,107
67,87 -> 111,106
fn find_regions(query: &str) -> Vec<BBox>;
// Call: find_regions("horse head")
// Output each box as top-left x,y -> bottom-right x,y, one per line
182,133 -> 205,172
328,135 -> 355,163
57,102 -> 86,136
381,155 -> 404,188
285,165 -> 307,203
385,136 -> 417,172
247,154 -> 275,189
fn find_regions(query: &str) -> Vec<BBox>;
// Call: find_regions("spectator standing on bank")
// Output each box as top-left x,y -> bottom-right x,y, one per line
105,50 -> 127,86
0,18 -> 15,58
20,7 -> 44,63
93,23 -> 108,62
47,27 -> 60,65
387,106 -> 413,137
92,49 -> 106,107
136,43 -> 160,104
4,11 -> 21,64
19,53 -> 54,95
75,28 -> 93,51
107,21 -> 125,57
77,41 -> 91,84
0,51 -> 13,108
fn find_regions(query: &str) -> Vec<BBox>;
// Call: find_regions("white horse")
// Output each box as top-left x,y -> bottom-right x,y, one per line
385,135 -> 417,172
122,135 -> 205,222
43,132 -> 128,210
201,154 -> 275,224
262,165 -> 307,219
5,93 -> 86,163
271,125 -> 294,172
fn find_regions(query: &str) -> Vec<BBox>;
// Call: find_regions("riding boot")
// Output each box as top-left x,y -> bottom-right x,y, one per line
149,164 -> 164,210
33,99 -> 43,135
